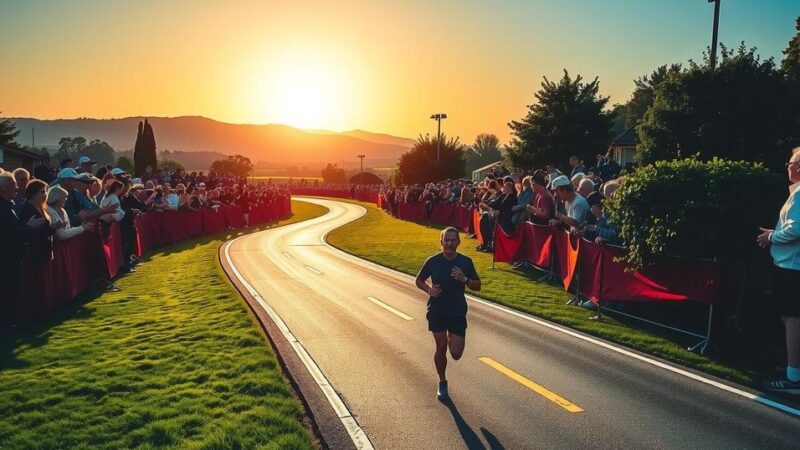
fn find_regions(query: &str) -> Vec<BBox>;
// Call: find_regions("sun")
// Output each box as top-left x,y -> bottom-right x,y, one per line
255,55 -> 348,130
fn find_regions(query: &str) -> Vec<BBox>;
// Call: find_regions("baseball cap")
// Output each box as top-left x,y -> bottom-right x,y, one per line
57,168 -> 81,180
78,156 -> 96,165
75,172 -> 99,183
549,175 -> 571,189
111,168 -> 128,176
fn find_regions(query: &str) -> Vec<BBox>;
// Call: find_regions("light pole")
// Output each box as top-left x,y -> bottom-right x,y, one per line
430,113 -> 447,162
357,154 -> 365,185
708,0 -> 721,69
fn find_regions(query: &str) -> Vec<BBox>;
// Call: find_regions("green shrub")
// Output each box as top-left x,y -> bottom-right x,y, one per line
605,157 -> 785,269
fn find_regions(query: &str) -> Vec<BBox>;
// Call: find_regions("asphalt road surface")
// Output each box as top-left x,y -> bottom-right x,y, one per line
224,197 -> 800,450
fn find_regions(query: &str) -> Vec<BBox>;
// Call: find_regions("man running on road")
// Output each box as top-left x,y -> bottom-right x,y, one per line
416,226 -> 481,400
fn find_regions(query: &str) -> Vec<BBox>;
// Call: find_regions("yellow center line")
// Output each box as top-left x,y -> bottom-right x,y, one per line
365,296 -> 414,321
479,357 -> 584,413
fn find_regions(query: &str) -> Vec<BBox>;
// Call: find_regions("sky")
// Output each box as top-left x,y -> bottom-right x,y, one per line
0,0 -> 797,144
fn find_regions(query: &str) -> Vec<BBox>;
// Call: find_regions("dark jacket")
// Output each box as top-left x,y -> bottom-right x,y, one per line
489,192 -> 518,233
18,201 -> 55,263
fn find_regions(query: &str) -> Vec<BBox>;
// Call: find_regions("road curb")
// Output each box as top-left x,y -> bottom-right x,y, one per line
218,241 -> 356,450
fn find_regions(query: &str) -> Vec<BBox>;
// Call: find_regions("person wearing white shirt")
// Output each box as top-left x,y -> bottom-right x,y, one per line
46,185 -> 95,240
757,146 -> 800,394
99,180 -> 126,223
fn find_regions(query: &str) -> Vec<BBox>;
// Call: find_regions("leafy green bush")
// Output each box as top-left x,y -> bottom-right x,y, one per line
605,157 -> 785,269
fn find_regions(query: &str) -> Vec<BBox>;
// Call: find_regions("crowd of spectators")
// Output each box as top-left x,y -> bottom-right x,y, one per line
1,156 -> 288,329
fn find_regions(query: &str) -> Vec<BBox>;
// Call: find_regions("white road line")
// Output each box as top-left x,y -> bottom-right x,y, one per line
305,265 -> 322,275
223,238 -> 375,450
308,198 -> 800,419
365,296 -> 414,321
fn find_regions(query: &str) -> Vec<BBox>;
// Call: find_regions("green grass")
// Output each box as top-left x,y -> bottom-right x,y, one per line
326,200 -> 756,385
0,200 -> 328,450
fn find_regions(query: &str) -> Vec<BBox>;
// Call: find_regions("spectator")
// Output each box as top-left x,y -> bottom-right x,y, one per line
99,180 -> 125,223
46,186 -> 95,241
165,186 -> 180,211
571,172 -> 585,190
756,146 -> 800,394
18,180 -> 64,263
459,182 -> 474,207
476,180 -> 501,251
77,156 -> 97,174
511,176 -> 533,227
1,172 -> 49,327
548,175 -> 590,231
527,170 -> 555,225
12,168 -> 30,216
569,155 -> 586,177
34,155 -> 57,184
597,153 -> 620,181
59,158 -> 73,170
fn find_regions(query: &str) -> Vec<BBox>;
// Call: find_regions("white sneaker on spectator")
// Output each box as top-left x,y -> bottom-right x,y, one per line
580,300 -> 598,311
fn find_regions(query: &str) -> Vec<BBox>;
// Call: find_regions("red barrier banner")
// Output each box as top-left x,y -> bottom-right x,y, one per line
202,208 -> 226,234
100,223 -> 125,279
578,238 -> 604,302
522,223 -> 553,268
454,206 -> 472,232
162,210 -> 189,243
600,246 -> 719,304
184,210 -> 202,236
474,209 -> 484,246
224,205 -> 245,229
431,203 -> 455,225
398,202 -> 426,222
493,223 -> 526,263
554,230 -> 579,291
377,195 -> 384,210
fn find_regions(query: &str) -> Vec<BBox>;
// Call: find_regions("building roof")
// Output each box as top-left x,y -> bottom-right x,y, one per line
471,160 -> 503,175
610,126 -> 638,147
0,144 -> 44,160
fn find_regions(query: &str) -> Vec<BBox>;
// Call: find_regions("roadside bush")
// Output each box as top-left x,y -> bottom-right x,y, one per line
605,157 -> 785,269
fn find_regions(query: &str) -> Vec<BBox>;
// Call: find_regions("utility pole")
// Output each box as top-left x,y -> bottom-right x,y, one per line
31,127 -> 35,150
429,113 -> 447,162
357,154 -> 365,185
708,0 -> 721,69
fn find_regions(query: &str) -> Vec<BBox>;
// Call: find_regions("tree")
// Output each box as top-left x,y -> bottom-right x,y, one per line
54,136 -> 93,162
116,156 -> 134,173
464,133 -> 503,175
506,70 -> 613,171
210,154 -> 253,177
396,134 -> 466,185
83,139 -> 116,166
636,43 -> 800,171
134,119 -> 158,176
782,16 -> 800,79
0,114 -> 21,149
611,64 -> 682,135
321,163 -> 346,183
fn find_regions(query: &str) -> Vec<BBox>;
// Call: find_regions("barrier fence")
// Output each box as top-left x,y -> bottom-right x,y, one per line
14,198 -> 292,321
378,197 -> 720,353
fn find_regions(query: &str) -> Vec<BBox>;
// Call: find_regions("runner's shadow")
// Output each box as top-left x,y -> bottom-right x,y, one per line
441,398 -> 505,450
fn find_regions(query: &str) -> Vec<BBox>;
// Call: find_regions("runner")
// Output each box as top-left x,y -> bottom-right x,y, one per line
416,226 -> 481,400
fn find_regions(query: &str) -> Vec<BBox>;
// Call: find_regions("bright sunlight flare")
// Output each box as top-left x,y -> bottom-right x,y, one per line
253,53 -> 350,130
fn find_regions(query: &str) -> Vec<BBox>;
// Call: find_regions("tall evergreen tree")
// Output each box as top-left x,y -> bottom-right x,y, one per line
0,115 -> 21,149
133,119 -> 158,175
782,16 -> 800,79
506,70 -> 613,171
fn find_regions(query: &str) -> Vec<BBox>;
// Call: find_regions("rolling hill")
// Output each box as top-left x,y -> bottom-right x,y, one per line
10,116 -> 414,169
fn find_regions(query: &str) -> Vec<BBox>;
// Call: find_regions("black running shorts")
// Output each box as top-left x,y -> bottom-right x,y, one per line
427,311 -> 467,337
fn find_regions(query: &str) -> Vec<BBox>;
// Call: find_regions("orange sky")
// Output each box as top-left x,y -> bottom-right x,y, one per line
0,1 -> 795,145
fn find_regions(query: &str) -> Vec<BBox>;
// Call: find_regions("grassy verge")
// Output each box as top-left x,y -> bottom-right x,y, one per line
326,199 -> 755,385
0,200 -> 328,450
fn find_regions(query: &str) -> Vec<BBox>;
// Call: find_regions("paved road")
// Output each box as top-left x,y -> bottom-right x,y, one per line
224,197 -> 799,449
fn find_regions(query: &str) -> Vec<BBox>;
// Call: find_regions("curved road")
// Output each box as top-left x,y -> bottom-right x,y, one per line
224,197 -> 799,449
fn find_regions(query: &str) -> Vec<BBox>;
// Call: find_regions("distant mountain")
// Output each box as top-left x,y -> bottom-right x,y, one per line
10,116 -> 413,169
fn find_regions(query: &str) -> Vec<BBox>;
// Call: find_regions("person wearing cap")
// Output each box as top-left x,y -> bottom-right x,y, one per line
549,175 -> 590,231
46,185 -> 95,241
55,168 -> 117,226
34,154 -> 56,184
77,156 -> 97,174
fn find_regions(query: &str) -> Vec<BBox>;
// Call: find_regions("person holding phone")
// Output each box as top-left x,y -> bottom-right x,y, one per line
416,227 -> 481,400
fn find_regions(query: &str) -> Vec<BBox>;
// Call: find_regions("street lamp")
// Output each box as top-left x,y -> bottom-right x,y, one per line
430,113 -> 447,162
708,0 -> 721,69
357,154 -> 365,185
